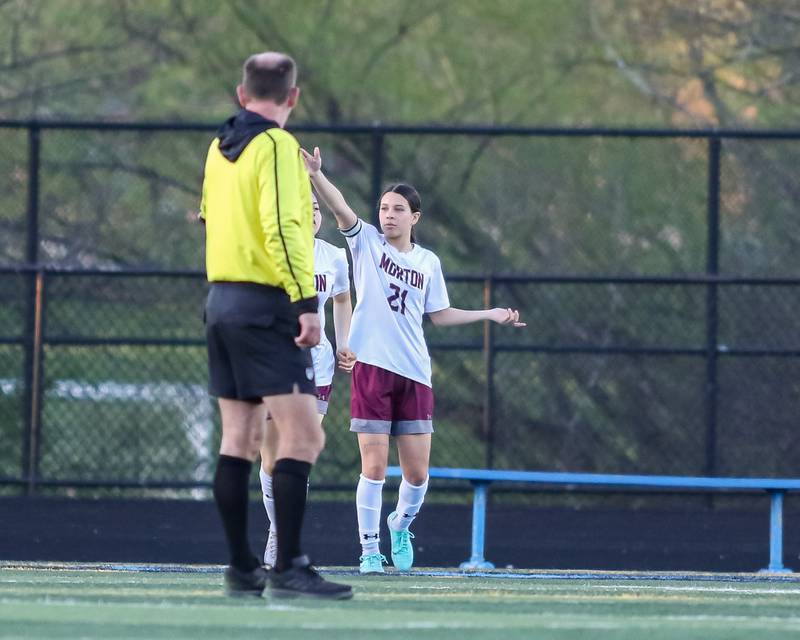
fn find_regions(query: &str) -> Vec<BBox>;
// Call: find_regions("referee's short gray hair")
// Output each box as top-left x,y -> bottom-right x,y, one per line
242,52 -> 297,103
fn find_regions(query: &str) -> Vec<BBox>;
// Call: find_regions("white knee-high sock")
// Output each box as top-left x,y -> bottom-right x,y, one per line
390,476 -> 429,531
259,467 -> 276,533
356,474 -> 385,554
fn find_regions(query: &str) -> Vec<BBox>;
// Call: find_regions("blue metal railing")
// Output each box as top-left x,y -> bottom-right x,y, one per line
387,466 -> 800,573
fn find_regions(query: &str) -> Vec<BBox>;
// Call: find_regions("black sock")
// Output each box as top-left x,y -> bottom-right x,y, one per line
272,458 -> 312,571
213,454 -> 259,571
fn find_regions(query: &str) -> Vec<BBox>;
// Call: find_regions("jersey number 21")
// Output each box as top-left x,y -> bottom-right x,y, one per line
387,283 -> 408,315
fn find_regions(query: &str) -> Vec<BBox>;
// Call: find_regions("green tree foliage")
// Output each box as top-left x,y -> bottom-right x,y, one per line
1,0 -> 798,481
2,0 -> 797,126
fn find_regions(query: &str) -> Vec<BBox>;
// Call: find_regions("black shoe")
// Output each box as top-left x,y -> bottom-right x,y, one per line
224,564 -> 268,597
269,555 -> 353,600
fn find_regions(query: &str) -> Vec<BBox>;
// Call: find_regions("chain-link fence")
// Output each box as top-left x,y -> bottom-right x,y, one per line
1,122 -> 799,493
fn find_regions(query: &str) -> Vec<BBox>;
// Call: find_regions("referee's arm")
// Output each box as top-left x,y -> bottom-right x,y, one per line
259,132 -> 317,315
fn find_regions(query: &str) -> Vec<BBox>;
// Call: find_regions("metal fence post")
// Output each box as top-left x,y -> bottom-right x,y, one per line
458,481 -> 495,569
370,130 -> 384,227
26,271 -> 46,494
483,276 -> 495,469
22,124 -> 42,493
704,137 -> 721,478
761,490 -> 792,573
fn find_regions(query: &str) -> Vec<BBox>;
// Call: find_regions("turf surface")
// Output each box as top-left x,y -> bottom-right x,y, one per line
1,563 -> 799,639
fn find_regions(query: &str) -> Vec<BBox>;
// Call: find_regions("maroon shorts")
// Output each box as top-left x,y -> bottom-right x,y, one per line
350,362 -> 434,435
315,384 -> 332,415
267,384 -> 332,419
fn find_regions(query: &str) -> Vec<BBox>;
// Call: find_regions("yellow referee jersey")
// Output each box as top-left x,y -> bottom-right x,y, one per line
200,110 -> 316,311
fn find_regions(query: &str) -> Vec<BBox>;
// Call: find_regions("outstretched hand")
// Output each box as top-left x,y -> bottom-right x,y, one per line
301,146 -> 322,175
489,307 -> 526,327
336,347 -> 357,372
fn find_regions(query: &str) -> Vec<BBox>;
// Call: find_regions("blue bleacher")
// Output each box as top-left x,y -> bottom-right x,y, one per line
387,466 -> 800,573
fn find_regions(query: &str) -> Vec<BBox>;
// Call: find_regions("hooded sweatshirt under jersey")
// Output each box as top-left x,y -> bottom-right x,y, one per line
200,109 -> 317,314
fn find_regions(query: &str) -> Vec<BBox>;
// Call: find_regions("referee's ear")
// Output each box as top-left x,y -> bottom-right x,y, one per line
236,84 -> 248,108
286,86 -> 300,108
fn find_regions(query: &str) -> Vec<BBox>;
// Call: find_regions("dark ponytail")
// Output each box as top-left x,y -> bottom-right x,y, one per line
379,183 -> 421,244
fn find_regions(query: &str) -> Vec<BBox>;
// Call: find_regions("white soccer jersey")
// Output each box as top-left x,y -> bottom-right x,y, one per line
311,238 -> 350,386
341,219 -> 450,387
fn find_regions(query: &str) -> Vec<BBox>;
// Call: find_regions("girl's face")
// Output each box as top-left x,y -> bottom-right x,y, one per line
379,191 -> 419,242
312,195 -> 322,235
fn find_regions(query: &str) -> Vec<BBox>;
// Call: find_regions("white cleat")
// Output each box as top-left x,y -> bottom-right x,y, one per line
264,528 -> 278,568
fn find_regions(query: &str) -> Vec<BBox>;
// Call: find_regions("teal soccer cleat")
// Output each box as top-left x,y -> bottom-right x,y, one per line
359,553 -> 387,574
387,511 -> 415,571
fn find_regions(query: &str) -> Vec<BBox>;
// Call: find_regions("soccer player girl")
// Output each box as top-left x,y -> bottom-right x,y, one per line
258,193 -> 356,567
301,146 -> 525,574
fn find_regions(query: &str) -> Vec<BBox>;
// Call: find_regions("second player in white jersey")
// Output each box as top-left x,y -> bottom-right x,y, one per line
311,236 -> 351,386
258,193 -> 355,568
302,145 -> 524,576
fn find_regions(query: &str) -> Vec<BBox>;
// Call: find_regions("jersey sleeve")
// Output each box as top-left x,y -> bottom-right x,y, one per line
340,218 -> 379,257
258,132 -> 317,312
424,255 -> 450,313
331,248 -> 350,296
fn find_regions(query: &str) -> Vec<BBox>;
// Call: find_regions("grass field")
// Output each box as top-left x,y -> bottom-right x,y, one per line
1,563 -> 800,639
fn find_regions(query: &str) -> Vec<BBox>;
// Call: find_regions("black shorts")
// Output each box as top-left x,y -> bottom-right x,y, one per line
204,282 -> 316,403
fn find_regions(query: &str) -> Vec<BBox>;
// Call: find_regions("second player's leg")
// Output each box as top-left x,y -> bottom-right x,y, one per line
263,389 -> 351,599
263,390 -> 323,572
260,417 -> 279,474
258,416 -> 279,567
259,411 -> 325,567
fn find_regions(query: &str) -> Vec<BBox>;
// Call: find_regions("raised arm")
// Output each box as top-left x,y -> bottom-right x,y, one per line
428,307 -> 525,328
301,147 -> 359,231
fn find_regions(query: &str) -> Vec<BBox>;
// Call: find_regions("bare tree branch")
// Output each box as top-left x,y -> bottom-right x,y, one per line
227,0 -> 295,54
0,43 -> 126,73
358,1 -> 450,84
44,159 -> 197,197
118,0 -> 188,63
588,4 -> 714,126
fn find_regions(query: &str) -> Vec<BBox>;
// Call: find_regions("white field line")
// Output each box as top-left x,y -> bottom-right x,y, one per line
1,598 -> 799,631
404,582 -> 800,595
581,583 -> 800,595
5,581 -> 800,599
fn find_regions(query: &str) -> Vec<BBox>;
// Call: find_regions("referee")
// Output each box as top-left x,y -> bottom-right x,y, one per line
200,51 -> 351,600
